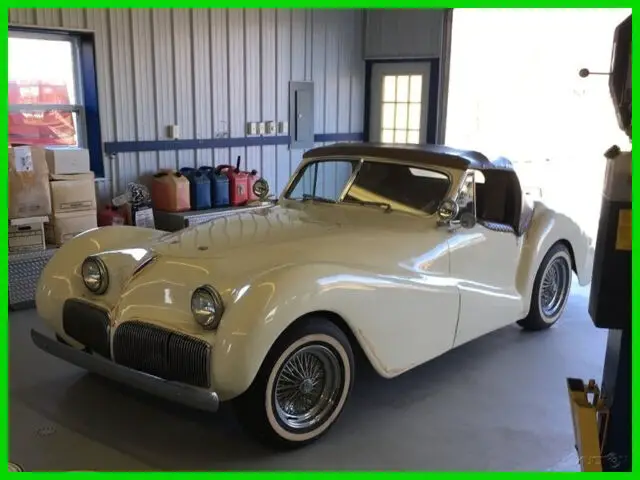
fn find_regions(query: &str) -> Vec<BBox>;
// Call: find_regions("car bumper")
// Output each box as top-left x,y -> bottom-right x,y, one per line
30,329 -> 220,413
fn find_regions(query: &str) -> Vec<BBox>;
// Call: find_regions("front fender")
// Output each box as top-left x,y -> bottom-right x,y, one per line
35,225 -> 166,336
517,204 -> 593,309
210,263 -> 403,400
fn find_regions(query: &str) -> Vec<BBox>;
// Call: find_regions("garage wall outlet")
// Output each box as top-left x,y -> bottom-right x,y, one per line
278,121 -> 289,134
266,121 -> 277,135
258,122 -> 266,135
167,124 -> 180,139
246,122 -> 258,136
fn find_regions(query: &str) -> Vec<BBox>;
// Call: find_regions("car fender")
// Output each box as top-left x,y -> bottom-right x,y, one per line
35,225 -> 166,336
517,203 -> 593,309
210,262 -> 395,400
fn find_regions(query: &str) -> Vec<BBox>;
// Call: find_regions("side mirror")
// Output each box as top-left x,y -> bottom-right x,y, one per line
436,199 -> 459,225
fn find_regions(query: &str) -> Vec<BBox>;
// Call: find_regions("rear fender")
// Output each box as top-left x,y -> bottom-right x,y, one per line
517,204 -> 593,310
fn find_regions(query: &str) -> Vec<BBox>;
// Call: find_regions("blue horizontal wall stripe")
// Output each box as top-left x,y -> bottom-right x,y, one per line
313,132 -> 363,142
103,132 -> 364,155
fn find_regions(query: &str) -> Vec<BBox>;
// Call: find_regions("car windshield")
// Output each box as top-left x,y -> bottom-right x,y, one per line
284,158 -> 451,215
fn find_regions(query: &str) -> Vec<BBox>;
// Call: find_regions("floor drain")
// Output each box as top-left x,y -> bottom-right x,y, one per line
9,462 -> 23,472
36,426 -> 56,437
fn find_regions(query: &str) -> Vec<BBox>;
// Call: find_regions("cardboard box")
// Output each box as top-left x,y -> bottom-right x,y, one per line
49,172 -> 97,214
46,210 -> 98,246
9,146 -> 52,219
45,147 -> 91,174
9,216 -> 47,253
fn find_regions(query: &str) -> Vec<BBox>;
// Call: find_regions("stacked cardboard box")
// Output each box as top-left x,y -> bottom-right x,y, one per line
45,148 -> 98,246
8,146 -> 52,253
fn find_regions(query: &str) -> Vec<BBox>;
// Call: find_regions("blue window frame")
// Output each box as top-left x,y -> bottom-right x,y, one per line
8,26 -> 104,177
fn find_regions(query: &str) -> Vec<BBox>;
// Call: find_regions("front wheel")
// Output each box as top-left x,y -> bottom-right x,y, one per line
518,243 -> 572,331
232,317 -> 354,449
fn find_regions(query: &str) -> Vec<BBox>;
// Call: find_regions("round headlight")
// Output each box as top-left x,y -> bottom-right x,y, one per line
191,286 -> 224,330
81,256 -> 109,294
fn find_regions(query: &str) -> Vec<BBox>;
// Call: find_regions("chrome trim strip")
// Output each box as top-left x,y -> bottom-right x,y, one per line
31,329 -> 220,413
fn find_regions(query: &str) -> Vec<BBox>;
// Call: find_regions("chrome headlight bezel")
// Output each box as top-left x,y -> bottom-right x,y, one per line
81,256 -> 109,295
190,285 -> 225,330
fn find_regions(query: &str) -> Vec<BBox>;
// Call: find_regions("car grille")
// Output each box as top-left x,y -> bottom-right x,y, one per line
62,299 -> 111,358
112,321 -> 211,388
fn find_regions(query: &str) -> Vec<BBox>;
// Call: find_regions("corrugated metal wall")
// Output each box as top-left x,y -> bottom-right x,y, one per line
9,8 -> 365,204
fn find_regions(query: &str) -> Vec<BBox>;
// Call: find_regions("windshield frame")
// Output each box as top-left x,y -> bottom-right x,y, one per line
281,155 -> 459,215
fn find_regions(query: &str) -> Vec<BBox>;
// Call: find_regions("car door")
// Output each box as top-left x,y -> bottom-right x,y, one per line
447,171 -> 523,347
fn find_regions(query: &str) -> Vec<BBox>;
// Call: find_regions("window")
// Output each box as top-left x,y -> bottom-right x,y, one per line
9,31 -> 84,148
286,160 -> 358,202
380,75 -> 423,145
344,162 -> 450,215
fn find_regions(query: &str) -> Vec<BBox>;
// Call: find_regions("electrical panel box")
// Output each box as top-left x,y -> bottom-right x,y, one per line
289,81 -> 314,149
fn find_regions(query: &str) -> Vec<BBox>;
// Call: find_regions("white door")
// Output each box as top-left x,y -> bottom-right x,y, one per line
369,62 -> 431,144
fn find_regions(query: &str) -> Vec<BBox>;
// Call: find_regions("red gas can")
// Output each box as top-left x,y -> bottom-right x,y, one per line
98,205 -> 126,227
215,156 -> 249,206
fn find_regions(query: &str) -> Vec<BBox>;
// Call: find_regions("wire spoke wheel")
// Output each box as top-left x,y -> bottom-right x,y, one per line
539,256 -> 571,320
274,344 -> 343,431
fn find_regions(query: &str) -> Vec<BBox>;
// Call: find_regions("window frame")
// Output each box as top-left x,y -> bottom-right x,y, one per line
284,158 -> 360,202
284,156 -> 454,216
8,26 -> 104,177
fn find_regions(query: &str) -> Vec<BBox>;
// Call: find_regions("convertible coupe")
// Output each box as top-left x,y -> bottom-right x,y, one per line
32,143 -> 593,449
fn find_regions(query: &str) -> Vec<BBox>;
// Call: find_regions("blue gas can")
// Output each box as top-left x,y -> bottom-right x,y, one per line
198,166 -> 230,207
179,167 -> 212,210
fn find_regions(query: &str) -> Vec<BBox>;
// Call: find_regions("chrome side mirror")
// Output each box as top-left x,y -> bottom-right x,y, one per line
436,199 -> 459,225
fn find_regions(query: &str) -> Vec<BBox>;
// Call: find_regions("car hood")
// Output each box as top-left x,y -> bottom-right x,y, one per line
144,204 -> 434,279
150,205 -> 341,259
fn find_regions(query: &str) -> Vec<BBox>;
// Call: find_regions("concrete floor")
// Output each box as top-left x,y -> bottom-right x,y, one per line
10,279 -> 606,471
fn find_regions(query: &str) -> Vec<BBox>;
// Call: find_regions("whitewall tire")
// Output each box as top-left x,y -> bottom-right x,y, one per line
232,317 -> 354,449
518,243 -> 572,331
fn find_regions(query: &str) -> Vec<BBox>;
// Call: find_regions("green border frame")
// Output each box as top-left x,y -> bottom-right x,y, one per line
3,4 -> 637,473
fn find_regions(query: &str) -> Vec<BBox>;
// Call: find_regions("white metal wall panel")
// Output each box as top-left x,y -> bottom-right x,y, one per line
192,9 -> 213,167
275,9 -> 292,194
228,9 -> 246,171
364,9 -> 444,59
245,9 -> 261,176
173,9 -> 195,169
210,9 -> 230,169
151,9 -> 178,175
9,8 -> 366,201
261,9 -> 277,186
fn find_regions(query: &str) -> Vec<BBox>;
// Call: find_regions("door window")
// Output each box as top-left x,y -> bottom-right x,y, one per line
380,74 -> 423,145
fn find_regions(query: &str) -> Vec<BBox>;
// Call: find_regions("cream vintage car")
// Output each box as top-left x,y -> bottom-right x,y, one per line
32,143 -> 594,449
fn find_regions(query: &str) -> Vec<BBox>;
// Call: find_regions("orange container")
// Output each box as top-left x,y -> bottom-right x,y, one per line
151,170 -> 191,212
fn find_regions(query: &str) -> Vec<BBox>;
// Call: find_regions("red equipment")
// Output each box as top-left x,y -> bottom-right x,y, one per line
9,81 -> 76,146
97,205 -> 126,227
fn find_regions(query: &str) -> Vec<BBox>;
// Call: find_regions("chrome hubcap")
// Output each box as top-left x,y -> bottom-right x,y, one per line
274,344 -> 342,430
540,256 -> 570,319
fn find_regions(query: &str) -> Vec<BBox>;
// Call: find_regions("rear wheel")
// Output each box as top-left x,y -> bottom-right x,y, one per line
518,243 -> 572,331
232,317 -> 354,449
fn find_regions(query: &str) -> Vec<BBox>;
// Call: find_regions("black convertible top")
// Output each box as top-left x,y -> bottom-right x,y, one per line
303,143 -> 516,172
